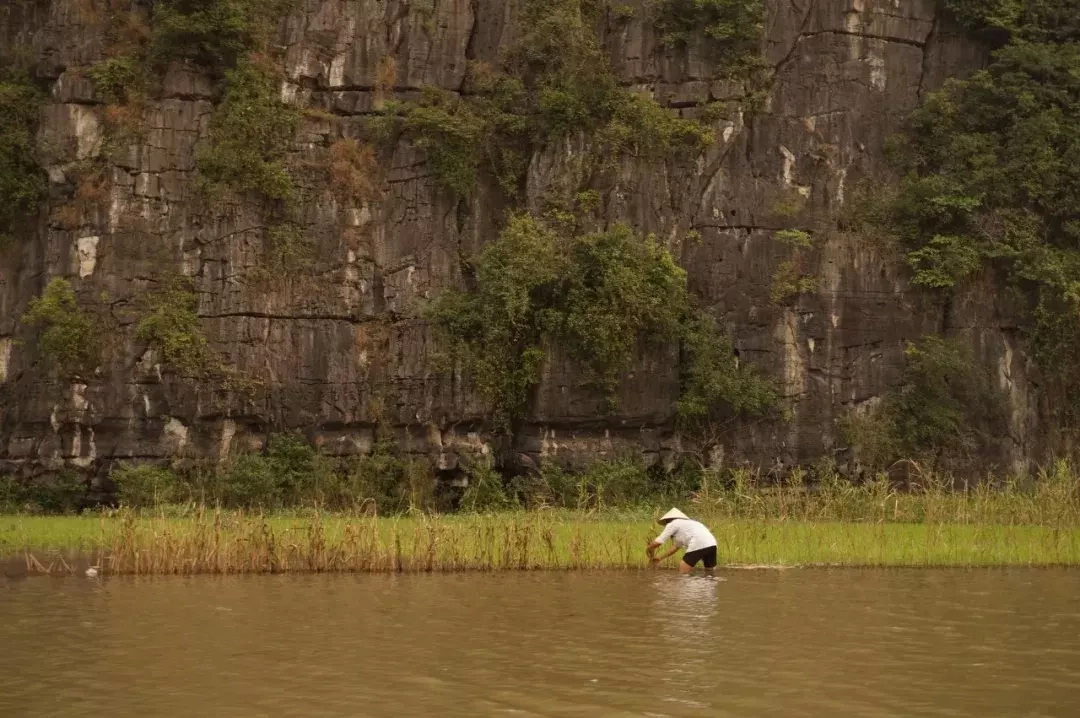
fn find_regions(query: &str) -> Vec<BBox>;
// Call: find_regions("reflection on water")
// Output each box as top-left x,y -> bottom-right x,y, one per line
1,569 -> 1078,717
653,574 -> 722,618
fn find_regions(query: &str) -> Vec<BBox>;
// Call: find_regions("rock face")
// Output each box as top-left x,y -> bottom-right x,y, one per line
0,0 -> 1044,485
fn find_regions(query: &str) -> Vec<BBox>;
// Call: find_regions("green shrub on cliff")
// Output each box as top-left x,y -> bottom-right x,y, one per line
151,0 -> 293,71
888,9 -> 1080,421
890,41 -> 1080,288
430,215 -> 562,416
26,471 -> 87,514
384,0 -> 725,197
842,337 -> 1006,469
215,433 -> 336,508
1,470 -> 87,514
459,456 -> 513,512
0,71 -> 45,246
209,454 -> 279,507
136,276 -> 218,378
648,0 -> 765,69
146,2 -> 302,207
558,223 -> 687,397
87,55 -> 146,104
940,0 -> 1024,35
390,85 -> 507,197
339,435 -> 433,514
769,260 -> 817,305
676,313 -> 777,423
941,0 -> 1080,44
0,477 -> 20,513
430,213 -> 776,425
197,57 -> 301,203
20,278 -> 101,375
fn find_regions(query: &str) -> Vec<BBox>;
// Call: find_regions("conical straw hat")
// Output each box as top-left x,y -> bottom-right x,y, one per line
658,508 -> 689,524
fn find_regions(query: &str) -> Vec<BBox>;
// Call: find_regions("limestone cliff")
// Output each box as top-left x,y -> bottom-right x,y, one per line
0,0 -> 1040,487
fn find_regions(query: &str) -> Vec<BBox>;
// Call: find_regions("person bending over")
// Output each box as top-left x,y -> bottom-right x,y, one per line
646,508 -> 718,575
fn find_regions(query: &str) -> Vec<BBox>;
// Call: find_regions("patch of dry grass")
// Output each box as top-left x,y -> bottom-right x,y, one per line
5,508 -> 1079,576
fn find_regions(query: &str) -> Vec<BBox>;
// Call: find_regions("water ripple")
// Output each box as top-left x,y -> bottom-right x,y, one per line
1,570 -> 1078,717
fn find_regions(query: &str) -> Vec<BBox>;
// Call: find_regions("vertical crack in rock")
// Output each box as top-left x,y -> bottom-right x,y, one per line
0,0 -> 1036,478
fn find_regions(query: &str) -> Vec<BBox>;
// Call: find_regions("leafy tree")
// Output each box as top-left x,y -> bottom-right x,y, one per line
21,279 -> 100,375
430,214 -> 775,426
889,11 -> 1080,420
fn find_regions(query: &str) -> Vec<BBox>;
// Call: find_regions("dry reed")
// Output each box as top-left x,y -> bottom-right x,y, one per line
5,506 -> 1080,576
6,460 -> 1080,575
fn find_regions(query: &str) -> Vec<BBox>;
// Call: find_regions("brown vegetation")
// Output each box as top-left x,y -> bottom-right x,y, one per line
329,139 -> 378,202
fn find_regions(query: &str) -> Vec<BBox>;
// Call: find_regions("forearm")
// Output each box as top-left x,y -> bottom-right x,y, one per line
646,541 -> 680,562
657,546 -> 680,561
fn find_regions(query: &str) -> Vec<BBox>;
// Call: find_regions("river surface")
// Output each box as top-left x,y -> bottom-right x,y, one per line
1,569 -> 1078,717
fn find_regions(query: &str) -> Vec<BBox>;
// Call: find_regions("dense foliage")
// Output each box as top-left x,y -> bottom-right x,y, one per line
0,71 -> 45,246
649,0 -> 765,69
381,0 -> 722,197
20,279 -> 100,375
87,55 -> 145,104
890,1 -> 1080,421
942,0 -> 1080,44
150,0 -> 292,72
105,433 -> 439,512
111,464 -> 181,508
82,2 -> 301,204
197,57 -> 301,203
103,445 -> 700,513
136,276 -> 217,378
430,213 -> 775,425
0,470 -> 87,514
676,313 -> 777,421
843,337 -> 1006,470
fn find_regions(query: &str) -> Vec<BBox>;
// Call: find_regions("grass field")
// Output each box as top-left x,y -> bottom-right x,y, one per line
4,508 -> 1079,575
5,461 -> 1079,574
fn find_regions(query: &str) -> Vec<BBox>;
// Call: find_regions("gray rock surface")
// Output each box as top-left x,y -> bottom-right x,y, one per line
0,0 -> 1042,487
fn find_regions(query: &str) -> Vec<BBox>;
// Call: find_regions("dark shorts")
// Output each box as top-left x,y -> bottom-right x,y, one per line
682,545 -> 718,568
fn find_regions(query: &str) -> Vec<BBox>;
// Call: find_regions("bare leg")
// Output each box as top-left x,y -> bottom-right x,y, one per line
679,561 -> 694,575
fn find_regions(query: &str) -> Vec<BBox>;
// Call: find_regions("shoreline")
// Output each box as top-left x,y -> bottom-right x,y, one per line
4,511 -> 1079,575
5,555 -> 1077,579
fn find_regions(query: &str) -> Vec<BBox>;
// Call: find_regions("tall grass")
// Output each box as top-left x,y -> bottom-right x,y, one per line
4,507 -> 1079,575
4,511 -> 658,574
693,460 -> 1080,525
4,458 -> 1080,574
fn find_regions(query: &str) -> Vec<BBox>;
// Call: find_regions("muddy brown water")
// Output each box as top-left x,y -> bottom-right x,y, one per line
1,570 -> 1078,717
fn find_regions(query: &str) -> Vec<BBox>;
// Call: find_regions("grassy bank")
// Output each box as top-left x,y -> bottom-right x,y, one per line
4,509 -> 1079,575
5,460 -> 1079,574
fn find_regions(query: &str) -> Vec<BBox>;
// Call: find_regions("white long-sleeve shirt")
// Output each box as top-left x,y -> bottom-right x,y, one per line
654,518 -> 717,553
